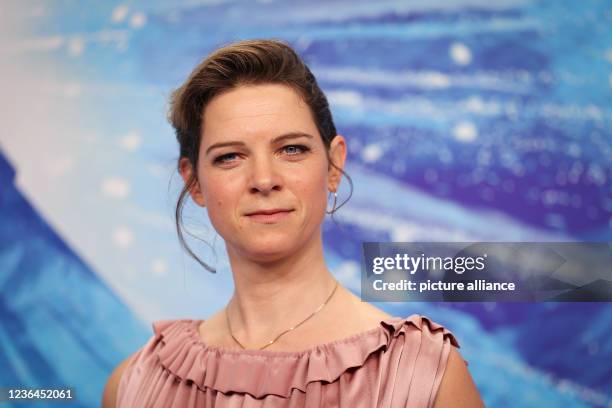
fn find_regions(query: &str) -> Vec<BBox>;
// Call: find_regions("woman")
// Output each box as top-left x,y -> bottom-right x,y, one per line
103,39 -> 483,407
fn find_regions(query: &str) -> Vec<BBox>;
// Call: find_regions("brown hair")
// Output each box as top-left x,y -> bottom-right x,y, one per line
168,38 -> 353,273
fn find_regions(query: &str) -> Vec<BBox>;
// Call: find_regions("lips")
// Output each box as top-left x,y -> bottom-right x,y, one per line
245,209 -> 293,216
245,209 -> 294,223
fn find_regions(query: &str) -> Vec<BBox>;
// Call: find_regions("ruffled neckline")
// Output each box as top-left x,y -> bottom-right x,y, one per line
188,317 -> 397,357
153,314 -> 458,398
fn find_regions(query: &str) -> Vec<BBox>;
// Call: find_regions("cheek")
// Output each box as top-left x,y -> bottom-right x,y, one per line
201,171 -> 237,200
293,166 -> 329,211
200,177 -> 237,221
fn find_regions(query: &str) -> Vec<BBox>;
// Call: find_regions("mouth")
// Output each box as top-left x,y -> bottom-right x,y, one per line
245,209 -> 294,223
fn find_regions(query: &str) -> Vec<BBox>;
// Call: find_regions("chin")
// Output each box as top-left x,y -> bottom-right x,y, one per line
240,248 -> 293,264
241,239 -> 297,262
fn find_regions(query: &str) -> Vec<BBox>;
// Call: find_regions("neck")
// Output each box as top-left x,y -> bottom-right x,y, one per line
225,230 -> 337,345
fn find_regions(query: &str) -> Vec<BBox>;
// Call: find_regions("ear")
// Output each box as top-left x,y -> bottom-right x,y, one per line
327,135 -> 347,192
179,157 -> 206,207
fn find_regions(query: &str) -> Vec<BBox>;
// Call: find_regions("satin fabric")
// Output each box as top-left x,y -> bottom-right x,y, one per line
117,314 -> 459,407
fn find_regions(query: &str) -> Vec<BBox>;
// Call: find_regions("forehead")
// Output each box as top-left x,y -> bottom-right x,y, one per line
201,83 -> 317,140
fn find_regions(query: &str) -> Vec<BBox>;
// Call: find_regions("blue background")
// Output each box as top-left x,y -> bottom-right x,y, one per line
0,1 -> 610,406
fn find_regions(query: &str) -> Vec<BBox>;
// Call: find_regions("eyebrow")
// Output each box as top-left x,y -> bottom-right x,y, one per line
204,132 -> 314,156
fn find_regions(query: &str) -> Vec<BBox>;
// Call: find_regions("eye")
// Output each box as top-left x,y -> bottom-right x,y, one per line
213,152 -> 238,164
283,144 -> 310,155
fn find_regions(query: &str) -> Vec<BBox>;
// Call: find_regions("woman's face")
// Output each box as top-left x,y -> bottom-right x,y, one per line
180,83 -> 346,263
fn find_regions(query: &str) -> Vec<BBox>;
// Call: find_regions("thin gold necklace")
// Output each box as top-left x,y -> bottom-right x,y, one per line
226,279 -> 339,350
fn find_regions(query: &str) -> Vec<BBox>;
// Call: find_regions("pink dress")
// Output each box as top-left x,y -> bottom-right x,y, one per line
117,314 -> 460,407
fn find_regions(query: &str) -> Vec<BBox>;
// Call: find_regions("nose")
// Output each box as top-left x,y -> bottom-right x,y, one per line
248,155 -> 282,195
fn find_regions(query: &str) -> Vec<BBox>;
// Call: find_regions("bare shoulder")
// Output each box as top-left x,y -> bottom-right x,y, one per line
340,285 -> 393,323
197,308 -> 229,346
433,346 -> 484,408
101,353 -> 136,408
